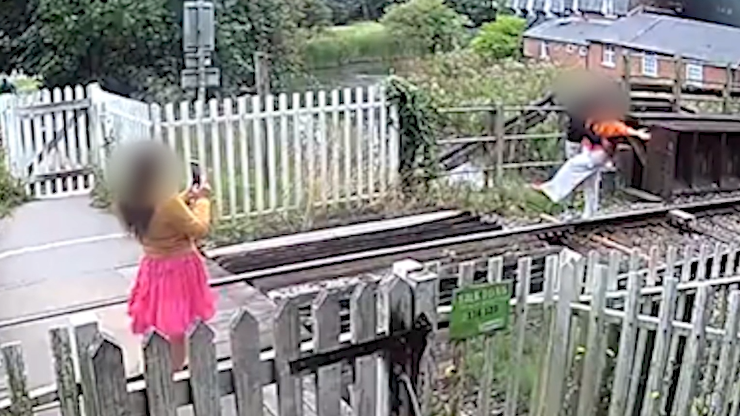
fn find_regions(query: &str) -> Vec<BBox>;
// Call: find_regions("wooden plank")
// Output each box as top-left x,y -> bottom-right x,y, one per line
671,286 -> 712,416
480,257 -> 504,416
540,261 -> 576,416
386,277 -> 413,416
223,98 -> 237,218
355,88 -> 364,198
350,283 -> 378,416
576,252 -> 608,416
342,88 -> 352,203
710,290 -> 740,416
640,249 -> 678,416
293,92 -> 304,208
330,89 -> 341,203
317,90 -> 328,207
209,98 -> 223,217
305,91 -> 316,205
73,317 -> 101,416
314,292 -> 342,416
189,322 -> 221,416
608,252 -> 644,416
252,95 -> 266,212
279,93 -> 291,209
265,94 -> 278,210
504,257 -> 532,416
661,245 -> 694,412
49,327 -> 81,416
531,254 -> 557,415
16,98 -> 91,116
142,332 -> 175,416
626,247 -> 659,416
89,337 -> 131,416
274,299 -> 303,416
230,309 -> 264,416
1,343 -> 32,416
366,87 -> 376,198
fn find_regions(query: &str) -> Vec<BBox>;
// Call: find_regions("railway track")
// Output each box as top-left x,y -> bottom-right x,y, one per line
3,194 -> 740,330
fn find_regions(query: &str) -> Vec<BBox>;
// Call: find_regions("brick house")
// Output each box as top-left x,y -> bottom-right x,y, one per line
521,9 -> 740,88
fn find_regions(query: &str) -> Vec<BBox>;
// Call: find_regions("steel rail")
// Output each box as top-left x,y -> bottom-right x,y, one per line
2,195 -> 740,330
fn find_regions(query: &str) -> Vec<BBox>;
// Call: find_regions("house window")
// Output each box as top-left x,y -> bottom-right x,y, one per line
602,45 -> 616,67
579,46 -> 588,57
685,61 -> 703,85
567,44 -> 576,53
642,53 -> 658,77
540,41 -> 550,59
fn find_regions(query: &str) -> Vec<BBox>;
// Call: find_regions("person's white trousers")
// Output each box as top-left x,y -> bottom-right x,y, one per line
540,148 -> 608,219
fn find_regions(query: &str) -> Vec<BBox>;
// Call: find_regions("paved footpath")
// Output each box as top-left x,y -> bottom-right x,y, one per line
0,196 -> 242,395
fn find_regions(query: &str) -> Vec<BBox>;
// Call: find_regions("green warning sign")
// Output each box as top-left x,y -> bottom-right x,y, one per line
449,282 -> 511,340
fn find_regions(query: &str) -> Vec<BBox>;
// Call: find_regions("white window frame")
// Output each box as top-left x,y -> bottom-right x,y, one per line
566,44 -> 576,53
642,53 -> 658,77
579,46 -> 588,57
602,45 -> 616,67
540,41 -> 550,59
685,60 -> 703,86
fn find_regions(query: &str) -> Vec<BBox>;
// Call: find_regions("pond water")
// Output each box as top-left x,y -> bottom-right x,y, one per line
291,61 -> 395,91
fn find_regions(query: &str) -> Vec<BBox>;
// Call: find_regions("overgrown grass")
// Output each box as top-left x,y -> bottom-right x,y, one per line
0,153 -> 30,217
302,22 -> 423,69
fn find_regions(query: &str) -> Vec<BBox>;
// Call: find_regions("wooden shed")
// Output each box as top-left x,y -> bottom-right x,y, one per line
623,113 -> 740,199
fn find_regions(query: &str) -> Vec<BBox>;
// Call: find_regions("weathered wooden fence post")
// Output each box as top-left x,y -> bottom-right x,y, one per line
1,342 -> 33,416
494,103 -> 505,183
72,314 -> 101,416
87,336 -> 131,416
404,264 -> 439,416
608,251 -> 643,416
537,259 -> 577,416
230,309 -> 264,416
351,282 -> 379,416
49,327 -> 82,416
274,299 -> 303,416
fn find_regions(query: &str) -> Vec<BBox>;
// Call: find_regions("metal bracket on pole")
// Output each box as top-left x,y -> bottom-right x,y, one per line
182,0 -> 219,101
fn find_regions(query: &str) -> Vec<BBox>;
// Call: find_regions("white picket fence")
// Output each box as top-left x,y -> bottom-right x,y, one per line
0,84 -> 401,218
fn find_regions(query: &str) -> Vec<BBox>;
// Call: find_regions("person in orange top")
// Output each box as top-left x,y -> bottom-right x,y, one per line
533,105 -> 650,218
115,141 -> 215,370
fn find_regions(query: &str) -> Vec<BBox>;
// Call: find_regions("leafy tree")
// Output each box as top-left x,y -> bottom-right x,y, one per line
215,0 -> 303,93
0,0 -> 38,74
381,0 -> 471,54
16,0 -> 181,96
445,0 -> 505,26
296,0 -> 333,30
470,15 -> 526,60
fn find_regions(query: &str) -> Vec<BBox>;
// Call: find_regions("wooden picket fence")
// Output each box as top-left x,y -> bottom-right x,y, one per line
3,244 -> 740,416
0,84 -> 401,218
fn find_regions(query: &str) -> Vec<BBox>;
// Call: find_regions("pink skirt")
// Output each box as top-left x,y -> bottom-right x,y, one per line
128,250 -> 216,338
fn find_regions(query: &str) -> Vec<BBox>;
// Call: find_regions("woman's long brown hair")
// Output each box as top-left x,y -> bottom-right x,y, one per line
115,142 -> 171,239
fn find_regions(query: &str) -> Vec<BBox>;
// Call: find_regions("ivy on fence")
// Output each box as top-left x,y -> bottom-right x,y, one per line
385,76 -> 440,194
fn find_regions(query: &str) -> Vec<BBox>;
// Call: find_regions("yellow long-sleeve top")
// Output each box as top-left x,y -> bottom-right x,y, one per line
139,192 -> 211,257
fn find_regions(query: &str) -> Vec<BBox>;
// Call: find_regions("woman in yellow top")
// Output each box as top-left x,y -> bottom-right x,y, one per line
115,142 -> 215,370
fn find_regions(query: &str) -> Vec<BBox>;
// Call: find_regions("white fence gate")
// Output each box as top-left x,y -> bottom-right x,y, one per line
1,84 -> 400,219
0,85 -> 102,198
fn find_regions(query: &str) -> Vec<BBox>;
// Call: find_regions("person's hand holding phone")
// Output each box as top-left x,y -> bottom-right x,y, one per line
190,183 -> 211,199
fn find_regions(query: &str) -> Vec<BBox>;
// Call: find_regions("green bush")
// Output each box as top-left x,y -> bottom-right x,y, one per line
0,153 -> 29,217
381,0 -> 471,54
302,22 -> 399,68
396,50 -> 560,107
471,15 -> 526,60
